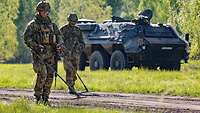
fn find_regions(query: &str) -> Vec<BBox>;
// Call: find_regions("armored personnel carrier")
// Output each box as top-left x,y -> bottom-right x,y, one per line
77,9 -> 190,71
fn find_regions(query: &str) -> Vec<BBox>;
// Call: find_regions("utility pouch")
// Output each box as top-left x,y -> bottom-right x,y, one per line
40,24 -> 57,45
49,24 -> 57,44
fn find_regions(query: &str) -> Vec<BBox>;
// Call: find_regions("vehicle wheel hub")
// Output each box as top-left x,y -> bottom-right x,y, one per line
115,60 -> 120,67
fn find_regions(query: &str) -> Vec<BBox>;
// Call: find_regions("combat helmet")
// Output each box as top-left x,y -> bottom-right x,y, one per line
67,13 -> 78,22
36,0 -> 51,12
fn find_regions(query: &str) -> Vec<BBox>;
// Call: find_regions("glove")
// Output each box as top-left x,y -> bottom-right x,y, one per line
56,44 -> 65,57
56,44 -> 65,53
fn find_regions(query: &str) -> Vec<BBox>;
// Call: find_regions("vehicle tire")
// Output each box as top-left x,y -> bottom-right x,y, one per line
110,50 -> 126,70
171,63 -> 181,71
146,66 -> 158,70
160,64 -> 170,71
124,64 -> 133,70
160,63 -> 180,71
79,53 -> 86,71
125,66 -> 133,70
89,51 -> 105,70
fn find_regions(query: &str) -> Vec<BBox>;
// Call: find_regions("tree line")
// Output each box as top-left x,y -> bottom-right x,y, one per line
0,0 -> 199,63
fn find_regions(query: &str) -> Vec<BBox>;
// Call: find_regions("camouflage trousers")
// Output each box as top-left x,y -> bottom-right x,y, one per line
32,53 -> 57,99
63,55 -> 79,87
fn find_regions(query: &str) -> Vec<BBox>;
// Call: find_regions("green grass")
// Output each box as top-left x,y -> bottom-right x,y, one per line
0,99 -> 133,113
1,60 -> 200,97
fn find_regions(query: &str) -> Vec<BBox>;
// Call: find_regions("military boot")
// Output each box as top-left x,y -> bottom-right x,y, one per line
68,86 -> 77,95
42,95 -> 49,106
34,94 -> 41,104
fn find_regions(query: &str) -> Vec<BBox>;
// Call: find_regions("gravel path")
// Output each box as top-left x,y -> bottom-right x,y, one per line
0,88 -> 200,113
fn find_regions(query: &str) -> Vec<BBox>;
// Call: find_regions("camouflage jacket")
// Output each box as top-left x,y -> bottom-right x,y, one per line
60,24 -> 85,56
24,14 -> 62,55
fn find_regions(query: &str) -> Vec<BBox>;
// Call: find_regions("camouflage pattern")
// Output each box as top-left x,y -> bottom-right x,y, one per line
60,24 -> 85,87
24,14 -> 62,100
63,55 -> 79,87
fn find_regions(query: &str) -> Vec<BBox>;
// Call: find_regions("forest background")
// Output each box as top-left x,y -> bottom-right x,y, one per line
0,0 -> 199,63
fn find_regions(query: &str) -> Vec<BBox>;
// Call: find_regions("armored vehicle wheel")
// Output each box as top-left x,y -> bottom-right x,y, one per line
125,65 -> 133,70
148,66 -> 158,70
160,63 -> 181,71
171,63 -> 181,71
110,50 -> 126,70
79,53 -> 86,71
89,51 -> 106,70
144,65 -> 158,70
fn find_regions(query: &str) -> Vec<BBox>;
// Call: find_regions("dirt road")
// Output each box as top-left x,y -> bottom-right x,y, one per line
0,88 -> 200,113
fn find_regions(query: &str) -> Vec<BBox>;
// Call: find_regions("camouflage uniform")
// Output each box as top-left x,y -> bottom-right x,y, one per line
23,1 -> 62,103
60,14 -> 85,92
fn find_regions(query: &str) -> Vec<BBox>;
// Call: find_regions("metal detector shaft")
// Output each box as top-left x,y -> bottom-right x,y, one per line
76,72 -> 89,92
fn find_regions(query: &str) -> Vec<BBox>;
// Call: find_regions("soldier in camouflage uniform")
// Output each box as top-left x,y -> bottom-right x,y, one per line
60,14 -> 85,94
23,1 -> 62,104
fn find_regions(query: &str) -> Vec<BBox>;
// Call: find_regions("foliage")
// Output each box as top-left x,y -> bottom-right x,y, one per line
14,0 -> 39,63
58,0 -> 112,25
1,61 -> 200,97
1,0 -> 200,62
0,0 -> 19,61
106,0 -> 124,16
49,0 -> 61,24
173,0 -> 200,57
